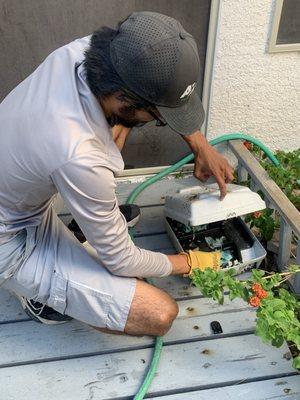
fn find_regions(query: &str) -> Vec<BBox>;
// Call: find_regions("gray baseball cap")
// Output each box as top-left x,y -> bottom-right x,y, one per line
110,12 -> 205,135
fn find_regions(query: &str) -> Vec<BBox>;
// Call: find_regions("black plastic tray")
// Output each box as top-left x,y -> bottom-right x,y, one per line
166,217 -> 254,263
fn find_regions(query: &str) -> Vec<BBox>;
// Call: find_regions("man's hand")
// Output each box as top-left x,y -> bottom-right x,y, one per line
193,145 -> 234,200
182,131 -> 234,200
111,124 -> 131,151
167,250 -> 221,276
181,249 -> 221,276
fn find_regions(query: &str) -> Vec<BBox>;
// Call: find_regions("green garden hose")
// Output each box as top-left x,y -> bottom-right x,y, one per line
127,132 -> 279,399
127,133 -> 279,205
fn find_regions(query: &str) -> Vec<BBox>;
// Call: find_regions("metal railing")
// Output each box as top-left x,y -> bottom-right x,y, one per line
229,140 -> 300,296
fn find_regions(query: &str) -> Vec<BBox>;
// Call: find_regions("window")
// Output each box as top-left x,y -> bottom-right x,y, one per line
269,0 -> 300,52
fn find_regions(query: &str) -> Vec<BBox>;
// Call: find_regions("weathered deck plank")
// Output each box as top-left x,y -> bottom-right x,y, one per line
0,289 -> 29,323
0,297 -> 255,366
0,336 -> 294,400
152,376 -> 300,400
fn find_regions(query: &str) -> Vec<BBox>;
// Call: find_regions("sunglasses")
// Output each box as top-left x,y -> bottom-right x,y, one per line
147,109 -> 167,127
122,88 -> 167,127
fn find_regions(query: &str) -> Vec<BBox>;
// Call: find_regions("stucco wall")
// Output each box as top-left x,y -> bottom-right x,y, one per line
207,0 -> 300,152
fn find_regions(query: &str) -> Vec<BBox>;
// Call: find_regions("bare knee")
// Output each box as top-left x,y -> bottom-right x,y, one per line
155,299 -> 179,336
124,280 -> 179,337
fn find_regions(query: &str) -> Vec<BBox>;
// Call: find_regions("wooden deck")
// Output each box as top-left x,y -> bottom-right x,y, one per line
0,175 -> 299,399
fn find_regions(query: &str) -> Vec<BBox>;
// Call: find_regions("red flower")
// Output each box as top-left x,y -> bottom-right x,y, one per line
257,289 -> 268,299
253,211 -> 262,219
252,283 -> 262,293
252,283 -> 268,300
249,296 -> 261,307
243,141 -> 253,150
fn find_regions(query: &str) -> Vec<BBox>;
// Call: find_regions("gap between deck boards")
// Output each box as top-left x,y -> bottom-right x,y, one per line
111,373 -> 300,400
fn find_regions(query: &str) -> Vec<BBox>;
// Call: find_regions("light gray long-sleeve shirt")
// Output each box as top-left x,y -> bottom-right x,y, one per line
0,35 -> 172,278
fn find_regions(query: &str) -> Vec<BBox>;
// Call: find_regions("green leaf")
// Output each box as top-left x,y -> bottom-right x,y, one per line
264,208 -> 274,217
288,332 -> 300,348
270,298 -> 286,309
252,269 -> 266,282
264,274 -> 282,290
242,287 -> 250,302
292,355 -> 300,369
245,215 -> 252,223
255,318 -> 272,342
288,264 -> 300,273
271,336 -> 284,348
227,268 -> 237,277
273,310 -> 285,320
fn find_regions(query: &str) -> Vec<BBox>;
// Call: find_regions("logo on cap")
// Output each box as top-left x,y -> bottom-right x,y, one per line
180,82 -> 196,100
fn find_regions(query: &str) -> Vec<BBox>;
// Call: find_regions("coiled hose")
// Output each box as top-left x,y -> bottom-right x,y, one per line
126,133 -> 279,399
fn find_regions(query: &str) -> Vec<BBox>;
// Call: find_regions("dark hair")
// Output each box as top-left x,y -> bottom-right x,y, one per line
84,27 -> 123,99
84,25 -> 152,110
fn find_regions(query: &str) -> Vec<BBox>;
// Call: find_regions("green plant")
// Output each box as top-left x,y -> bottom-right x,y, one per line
251,146 -> 300,210
245,208 -> 275,241
240,145 -> 299,241
191,264 -> 300,369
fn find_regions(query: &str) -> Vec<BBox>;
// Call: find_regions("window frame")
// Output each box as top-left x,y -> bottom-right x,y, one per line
269,0 -> 300,53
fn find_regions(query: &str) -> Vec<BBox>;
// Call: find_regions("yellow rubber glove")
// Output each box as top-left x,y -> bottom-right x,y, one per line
181,250 -> 221,277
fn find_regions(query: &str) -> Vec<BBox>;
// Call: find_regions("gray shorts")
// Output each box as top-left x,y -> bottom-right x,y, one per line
2,208 -> 137,331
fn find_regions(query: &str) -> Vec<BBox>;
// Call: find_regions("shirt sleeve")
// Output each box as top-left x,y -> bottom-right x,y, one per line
50,152 -> 172,278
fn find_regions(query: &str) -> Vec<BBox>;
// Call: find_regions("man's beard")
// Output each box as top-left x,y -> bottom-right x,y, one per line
107,105 -> 144,128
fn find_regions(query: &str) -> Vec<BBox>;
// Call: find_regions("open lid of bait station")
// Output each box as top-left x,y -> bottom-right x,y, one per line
164,183 -> 266,227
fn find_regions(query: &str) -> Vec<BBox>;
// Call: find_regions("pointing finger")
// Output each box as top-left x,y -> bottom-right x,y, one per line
215,174 -> 227,200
